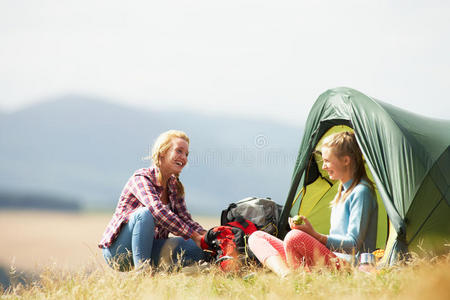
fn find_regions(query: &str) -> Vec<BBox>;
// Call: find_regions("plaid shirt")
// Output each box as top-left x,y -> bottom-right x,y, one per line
99,167 -> 205,248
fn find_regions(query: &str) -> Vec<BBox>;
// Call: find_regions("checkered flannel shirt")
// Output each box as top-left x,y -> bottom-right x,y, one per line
99,167 -> 205,248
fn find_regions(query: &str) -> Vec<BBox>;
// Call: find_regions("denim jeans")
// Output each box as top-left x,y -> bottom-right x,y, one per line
102,207 -> 204,271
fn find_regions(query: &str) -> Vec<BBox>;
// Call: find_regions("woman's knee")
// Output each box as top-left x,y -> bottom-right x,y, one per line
131,207 -> 154,225
248,230 -> 286,264
177,238 -> 204,262
248,231 -> 261,250
248,230 -> 270,247
284,229 -> 309,247
156,237 -> 204,267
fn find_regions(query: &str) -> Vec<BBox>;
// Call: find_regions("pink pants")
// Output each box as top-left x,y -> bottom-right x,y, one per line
248,230 -> 340,269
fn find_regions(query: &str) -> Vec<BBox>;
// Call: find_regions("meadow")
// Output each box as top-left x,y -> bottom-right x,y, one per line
1,211 -> 449,299
0,210 -> 217,287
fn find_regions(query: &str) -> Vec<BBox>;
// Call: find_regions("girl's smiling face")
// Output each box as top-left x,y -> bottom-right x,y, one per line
321,146 -> 352,183
159,137 -> 189,176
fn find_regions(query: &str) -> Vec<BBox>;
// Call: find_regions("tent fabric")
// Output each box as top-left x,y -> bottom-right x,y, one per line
279,87 -> 450,264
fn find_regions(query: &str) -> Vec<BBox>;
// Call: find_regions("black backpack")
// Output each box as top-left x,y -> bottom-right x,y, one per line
221,197 -> 283,236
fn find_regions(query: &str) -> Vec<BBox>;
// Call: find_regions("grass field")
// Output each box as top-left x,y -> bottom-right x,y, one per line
1,211 -> 450,299
0,210 -> 219,273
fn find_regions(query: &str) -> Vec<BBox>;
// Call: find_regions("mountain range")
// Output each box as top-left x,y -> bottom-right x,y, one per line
0,96 -> 304,215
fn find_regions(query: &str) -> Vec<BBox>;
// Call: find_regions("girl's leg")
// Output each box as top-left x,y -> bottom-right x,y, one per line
103,207 -> 155,271
151,237 -> 204,268
103,243 -> 133,272
248,231 -> 290,277
248,231 -> 286,263
284,229 -> 338,269
103,219 -> 134,271
129,207 -> 156,268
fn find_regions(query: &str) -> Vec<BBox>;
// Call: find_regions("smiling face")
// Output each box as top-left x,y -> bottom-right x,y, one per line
159,137 -> 189,176
321,146 -> 352,183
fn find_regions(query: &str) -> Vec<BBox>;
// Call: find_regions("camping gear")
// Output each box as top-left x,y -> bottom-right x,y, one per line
221,197 -> 283,236
200,219 -> 258,271
279,87 -> 450,266
359,253 -> 376,266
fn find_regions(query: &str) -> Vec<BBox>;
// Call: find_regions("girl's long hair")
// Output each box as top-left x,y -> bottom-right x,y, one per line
151,130 -> 189,198
322,131 -> 374,206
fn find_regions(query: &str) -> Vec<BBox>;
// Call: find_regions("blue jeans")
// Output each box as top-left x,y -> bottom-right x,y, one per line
102,207 -> 204,271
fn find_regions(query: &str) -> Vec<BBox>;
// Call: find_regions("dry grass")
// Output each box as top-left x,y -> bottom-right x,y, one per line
1,211 -> 450,299
2,254 -> 450,300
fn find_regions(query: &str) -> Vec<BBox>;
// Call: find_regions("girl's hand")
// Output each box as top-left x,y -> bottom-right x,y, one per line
289,216 -> 328,245
289,215 -> 315,236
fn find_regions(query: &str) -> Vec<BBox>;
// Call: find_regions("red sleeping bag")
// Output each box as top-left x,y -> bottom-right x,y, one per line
200,219 -> 258,272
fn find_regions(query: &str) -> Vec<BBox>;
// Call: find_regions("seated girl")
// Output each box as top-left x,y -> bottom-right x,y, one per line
248,131 -> 378,277
99,130 -> 206,271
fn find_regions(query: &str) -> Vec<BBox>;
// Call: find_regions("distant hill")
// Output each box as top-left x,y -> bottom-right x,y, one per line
0,191 -> 80,211
0,96 -> 303,215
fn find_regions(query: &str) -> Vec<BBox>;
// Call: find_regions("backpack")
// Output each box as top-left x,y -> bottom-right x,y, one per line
200,219 -> 258,272
221,197 -> 283,236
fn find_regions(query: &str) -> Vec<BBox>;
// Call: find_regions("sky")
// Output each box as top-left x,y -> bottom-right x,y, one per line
1,0 -> 449,126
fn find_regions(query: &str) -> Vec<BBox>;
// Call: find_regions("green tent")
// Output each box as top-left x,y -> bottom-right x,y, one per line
279,87 -> 450,265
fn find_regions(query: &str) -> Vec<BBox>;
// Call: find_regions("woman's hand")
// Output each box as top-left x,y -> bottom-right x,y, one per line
289,215 -> 315,236
191,231 -> 205,249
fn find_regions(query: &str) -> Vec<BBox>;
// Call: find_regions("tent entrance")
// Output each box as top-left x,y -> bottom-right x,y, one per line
289,125 -> 389,250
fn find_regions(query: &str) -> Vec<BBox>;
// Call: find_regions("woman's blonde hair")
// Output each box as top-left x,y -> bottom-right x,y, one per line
151,130 -> 190,197
321,131 -> 374,206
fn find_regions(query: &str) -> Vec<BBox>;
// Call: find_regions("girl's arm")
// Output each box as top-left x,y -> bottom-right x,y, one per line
289,216 -> 328,245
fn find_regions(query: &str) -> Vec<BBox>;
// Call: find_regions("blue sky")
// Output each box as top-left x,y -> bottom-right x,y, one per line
1,0 -> 449,126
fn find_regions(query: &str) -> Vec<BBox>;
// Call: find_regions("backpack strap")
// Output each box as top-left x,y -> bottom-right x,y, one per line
220,203 -> 237,225
234,215 -> 248,228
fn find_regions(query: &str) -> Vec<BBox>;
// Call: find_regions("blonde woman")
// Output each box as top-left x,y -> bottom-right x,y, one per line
99,130 -> 206,271
248,131 -> 378,277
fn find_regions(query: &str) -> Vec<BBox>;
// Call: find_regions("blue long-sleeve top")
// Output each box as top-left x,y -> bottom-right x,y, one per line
326,179 -> 378,254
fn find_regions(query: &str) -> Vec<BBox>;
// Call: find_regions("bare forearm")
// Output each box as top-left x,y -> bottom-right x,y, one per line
313,232 -> 328,245
191,231 -> 205,248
